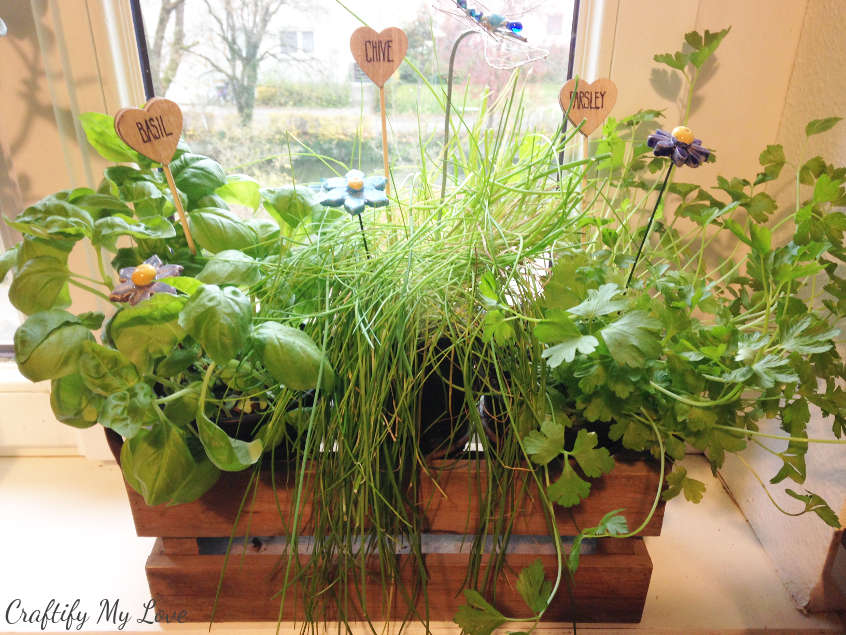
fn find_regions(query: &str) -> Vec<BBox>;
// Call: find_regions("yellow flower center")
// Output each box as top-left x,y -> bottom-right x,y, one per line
131,263 -> 157,287
347,178 -> 364,191
671,126 -> 695,144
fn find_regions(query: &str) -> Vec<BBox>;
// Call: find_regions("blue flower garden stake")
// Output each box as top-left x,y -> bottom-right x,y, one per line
317,169 -> 389,256
626,126 -> 712,288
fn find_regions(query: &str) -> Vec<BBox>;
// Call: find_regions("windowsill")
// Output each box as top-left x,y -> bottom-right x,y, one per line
0,360 -> 47,393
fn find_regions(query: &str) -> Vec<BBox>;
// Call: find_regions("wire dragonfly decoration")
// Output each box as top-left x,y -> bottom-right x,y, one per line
436,0 -> 550,201
433,0 -> 549,70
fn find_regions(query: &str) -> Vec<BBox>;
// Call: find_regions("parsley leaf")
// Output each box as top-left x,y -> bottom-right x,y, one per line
785,489 -> 841,528
482,309 -> 515,345
568,283 -> 627,318
571,429 -> 615,477
662,465 -> 706,503
779,317 -> 838,355
548,462 -> 592,507
600,311 -> 662,367
523,418 -> 565,465
515,559 -> 553,614
535,310 -> 599,367
454,590 -> 507,635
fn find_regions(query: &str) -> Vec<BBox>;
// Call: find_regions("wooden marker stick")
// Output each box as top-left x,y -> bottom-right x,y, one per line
379,86 -> 390,196
162,164 -> 196,254
114,97 -> 196,255
350,26 -> 408,199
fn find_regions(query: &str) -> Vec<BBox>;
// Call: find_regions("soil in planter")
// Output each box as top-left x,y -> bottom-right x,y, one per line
417,337 -> 473,458
218,390 -> 317,463
416,339 -> 515,458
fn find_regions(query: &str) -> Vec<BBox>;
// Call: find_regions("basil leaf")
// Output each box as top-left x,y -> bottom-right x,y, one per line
120,422 -> 221,506
178,284 -> 251,365
8,195 -> 94,239
187,207 -> 259,253
216,174 -> 261,210
100,383 -> 158,438
79,112 -> 144,164
250,321 -> 335,392
50,373 -> 100,429
78,341 -> 140,395
196,250 -> 262,287
110,294 -> 187,372
262,186 -> 322,229
93,214 -> 176,251
14,310 -> 93,382
0,246 -> 18,282
196,409 -> 263,471
170,153 -> 226,202
8,256 -> 70,315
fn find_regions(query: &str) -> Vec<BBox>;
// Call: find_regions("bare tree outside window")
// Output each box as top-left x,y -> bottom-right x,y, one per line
196,0 -> 289,125
149,0 -> 188,95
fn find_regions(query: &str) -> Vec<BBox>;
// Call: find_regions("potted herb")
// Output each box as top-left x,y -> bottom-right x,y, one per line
1,115 -> 335,506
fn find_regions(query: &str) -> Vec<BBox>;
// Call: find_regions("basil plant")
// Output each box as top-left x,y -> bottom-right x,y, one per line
0,114 -> 336,505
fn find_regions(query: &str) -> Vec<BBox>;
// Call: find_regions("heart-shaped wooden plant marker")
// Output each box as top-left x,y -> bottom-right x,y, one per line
350,27 -> 408,197
559,77 -> 617,136
114,97 -> 195,254
114,97 -> 182,165
350,27 -> 408,88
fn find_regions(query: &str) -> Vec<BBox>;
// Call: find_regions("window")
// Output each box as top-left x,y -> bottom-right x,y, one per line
280,30 -> 297,53
301,31 -> 314,54
547,14 -> 563,36
134,0 -> 578,189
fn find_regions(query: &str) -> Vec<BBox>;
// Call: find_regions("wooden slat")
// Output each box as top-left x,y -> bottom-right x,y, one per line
125,457 -> 664,538
126,466 -> 318,537
160,538 -> 199,555
420,458 -> 665,536
145,538 -> 652,623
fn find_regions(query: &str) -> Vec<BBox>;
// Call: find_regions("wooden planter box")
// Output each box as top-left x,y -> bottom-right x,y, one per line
107,432 -> 664,624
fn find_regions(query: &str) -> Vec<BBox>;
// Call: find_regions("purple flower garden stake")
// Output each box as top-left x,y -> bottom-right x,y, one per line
625,126 -> 712,288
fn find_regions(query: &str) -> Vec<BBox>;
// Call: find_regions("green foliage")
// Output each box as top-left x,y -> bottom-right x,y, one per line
654,27 -> 731,72
170,153 -> 226,202
216,174 -> 261,211
805,117 -> 842,137
663,466 -> 706,503
178,284 -> 252,365
255,81 -> 350,108
453,590 -> 506,635
188,208 -> 259,253
110,294 -> 187,372
14,310 -> 94,382
515,559 -> 553,614
785,489 -> 841,527
250,321 -> 335,392
196,250 -> 262,287
120,422 -> 221,506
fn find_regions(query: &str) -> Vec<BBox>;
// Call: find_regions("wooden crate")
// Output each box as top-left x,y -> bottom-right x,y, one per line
145,537 -> 652,623
107,432 -> 663,623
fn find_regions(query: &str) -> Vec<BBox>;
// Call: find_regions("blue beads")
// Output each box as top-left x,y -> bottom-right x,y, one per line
507,21 -> 523,34
488,14 -> 505,27
469,8 -> 482,20
456,0 -> 467,7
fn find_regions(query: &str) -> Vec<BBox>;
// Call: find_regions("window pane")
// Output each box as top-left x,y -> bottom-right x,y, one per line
138,0 -> 577,190
280,30 -> 298,53
301,31 -> 314,54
